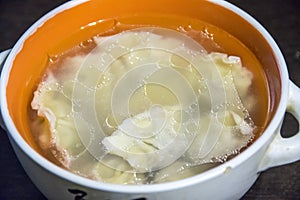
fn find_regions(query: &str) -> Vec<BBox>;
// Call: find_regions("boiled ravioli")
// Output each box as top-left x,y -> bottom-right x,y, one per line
31,27 -> 255,183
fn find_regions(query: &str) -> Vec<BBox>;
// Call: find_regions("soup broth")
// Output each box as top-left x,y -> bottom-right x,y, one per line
28,14 -> 269,184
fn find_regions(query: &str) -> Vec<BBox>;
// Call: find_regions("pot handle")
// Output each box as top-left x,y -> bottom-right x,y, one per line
0,49 -> 11,130
259,81 -> 300,171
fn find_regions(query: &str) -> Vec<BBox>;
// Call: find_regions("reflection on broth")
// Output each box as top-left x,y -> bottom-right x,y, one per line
29,16 -> 269,184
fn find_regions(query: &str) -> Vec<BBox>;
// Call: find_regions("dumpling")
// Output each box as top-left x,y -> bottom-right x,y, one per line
102,105 -> 197,172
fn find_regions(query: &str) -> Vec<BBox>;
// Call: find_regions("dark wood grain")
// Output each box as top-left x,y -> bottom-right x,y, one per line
0,0 -> 299,199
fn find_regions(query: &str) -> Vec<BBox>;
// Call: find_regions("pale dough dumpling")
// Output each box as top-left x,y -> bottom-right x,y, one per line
31,27 -> 255,184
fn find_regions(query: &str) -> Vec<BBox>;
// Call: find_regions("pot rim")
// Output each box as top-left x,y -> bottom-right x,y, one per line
0,0 -> 289,194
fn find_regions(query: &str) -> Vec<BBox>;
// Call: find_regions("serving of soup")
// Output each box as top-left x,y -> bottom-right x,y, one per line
28,14 -> 269,184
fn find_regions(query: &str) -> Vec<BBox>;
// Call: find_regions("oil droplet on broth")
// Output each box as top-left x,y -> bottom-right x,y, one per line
79,38 -> 94,48
48,54 -> 59,64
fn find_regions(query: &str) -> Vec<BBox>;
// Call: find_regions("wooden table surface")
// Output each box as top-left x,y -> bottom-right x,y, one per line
0,0 -> 299,199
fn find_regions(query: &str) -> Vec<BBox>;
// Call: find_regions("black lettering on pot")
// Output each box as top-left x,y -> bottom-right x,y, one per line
68,188 -> 87,200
